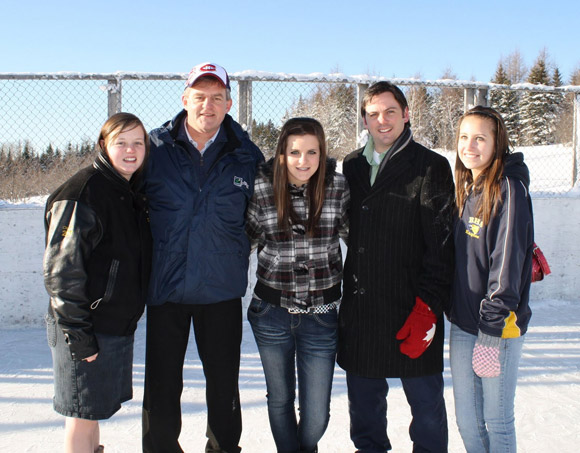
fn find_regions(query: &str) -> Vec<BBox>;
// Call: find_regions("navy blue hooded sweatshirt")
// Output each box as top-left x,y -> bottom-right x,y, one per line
450,152 -> 534,338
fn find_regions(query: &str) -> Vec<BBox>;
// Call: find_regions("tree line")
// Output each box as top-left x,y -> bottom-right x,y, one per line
0,139 -> 94,200
251,50 -> 580,159
1,49 -> 578,200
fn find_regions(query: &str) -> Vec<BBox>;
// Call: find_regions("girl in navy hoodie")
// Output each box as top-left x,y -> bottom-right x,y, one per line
449,106 -> 534,453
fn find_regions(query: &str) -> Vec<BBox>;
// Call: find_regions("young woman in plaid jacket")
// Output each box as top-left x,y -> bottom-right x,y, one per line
246,117 -> 349,453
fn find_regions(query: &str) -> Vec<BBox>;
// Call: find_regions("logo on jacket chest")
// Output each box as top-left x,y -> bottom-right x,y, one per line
466,216 -> 483,239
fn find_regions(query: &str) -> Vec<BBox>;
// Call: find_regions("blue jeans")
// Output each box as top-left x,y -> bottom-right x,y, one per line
247,298 -> 338,453
449,324 -> 524,453
346,372 -> 448,452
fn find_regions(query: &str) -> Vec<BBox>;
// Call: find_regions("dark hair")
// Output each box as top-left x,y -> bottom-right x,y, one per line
455,105 -> 511,224
273,117 -> 327,235
361,81 -> 411,128
97,112 -> 150,181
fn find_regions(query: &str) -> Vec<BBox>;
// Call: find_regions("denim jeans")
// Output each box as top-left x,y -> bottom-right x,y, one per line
449,323 -> 524,453
346,372 -> 448,452
247,298 -> 337,453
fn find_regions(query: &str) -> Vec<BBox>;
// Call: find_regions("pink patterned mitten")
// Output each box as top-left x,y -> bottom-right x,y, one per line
472,331 -> 501,378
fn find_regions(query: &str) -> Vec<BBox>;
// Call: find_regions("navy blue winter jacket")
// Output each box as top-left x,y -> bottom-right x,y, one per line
450,152 -> 534,338
144,111 -> 264,306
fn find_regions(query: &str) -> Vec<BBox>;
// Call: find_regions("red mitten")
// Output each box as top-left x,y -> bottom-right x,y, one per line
396,297 -> 437,359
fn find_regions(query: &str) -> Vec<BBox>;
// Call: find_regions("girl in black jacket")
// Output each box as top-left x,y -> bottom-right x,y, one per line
44,113 -> 151,453
449,106 -> 533,452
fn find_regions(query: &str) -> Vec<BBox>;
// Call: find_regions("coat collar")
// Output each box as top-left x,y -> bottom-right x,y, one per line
349,140 -> 417,195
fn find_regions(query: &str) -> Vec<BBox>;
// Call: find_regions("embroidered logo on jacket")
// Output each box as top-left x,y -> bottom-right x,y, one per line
466,216 -> 483,239
233,176 -> 249,190
61,226 -> 73,238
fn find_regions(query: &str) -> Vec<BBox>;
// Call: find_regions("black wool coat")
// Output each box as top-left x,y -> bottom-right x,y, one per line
337,140 -> 455,378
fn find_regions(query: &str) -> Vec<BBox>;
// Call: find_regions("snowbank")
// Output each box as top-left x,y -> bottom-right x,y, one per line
0,195 -> 577,327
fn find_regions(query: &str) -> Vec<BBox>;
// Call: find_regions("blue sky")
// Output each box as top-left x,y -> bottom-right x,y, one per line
2,0 -> 578,83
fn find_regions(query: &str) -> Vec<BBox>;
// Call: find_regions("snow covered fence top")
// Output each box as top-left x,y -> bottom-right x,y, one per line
2,70 -> 580,92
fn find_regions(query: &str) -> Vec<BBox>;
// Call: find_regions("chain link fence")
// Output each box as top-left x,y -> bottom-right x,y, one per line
1,72 -> 579,198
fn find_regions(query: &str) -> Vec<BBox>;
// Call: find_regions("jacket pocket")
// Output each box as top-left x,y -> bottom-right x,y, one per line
91,259 -> 120,309
45,313 -> 57,348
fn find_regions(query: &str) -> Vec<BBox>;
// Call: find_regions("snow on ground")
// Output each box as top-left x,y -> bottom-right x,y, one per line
0,298 -> 579,452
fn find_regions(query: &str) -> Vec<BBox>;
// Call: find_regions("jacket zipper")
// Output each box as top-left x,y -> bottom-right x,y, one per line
90,259 -> 120,309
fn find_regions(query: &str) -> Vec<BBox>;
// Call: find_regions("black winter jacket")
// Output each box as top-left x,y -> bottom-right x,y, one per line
44,153 -> 152,360
337,140 -> 455,378
449,152 -> 533,338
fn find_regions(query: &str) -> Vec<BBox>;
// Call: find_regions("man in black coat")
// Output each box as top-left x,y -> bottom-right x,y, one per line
337,82 -> 455,452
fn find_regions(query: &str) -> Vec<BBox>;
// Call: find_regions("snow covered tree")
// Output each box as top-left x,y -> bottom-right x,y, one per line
489,61 -> 521,145
406,82 -> 436,148
430,70 -> 464,150
550,67 -> 568,143
553,66 -> 580,144
519,53 -> 554,145
285,83 -> 357,159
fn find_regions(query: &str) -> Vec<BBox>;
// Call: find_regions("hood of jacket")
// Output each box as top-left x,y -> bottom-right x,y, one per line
503,152 -> 530,189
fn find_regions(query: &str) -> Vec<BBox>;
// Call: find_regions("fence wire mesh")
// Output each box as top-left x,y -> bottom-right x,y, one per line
0,74 -> 578,199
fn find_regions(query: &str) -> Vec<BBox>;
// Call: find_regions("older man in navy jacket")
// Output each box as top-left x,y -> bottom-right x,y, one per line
142,62 -> 263,453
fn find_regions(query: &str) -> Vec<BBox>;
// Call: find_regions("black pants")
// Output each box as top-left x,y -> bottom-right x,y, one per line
142,299 -> 242,453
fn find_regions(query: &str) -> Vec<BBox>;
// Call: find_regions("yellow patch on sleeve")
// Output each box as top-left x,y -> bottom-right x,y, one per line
61,226 -> 73,238
502,312 -> 521,338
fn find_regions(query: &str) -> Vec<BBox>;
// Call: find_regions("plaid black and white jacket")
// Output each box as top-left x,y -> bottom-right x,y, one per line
246,158 -> 350,310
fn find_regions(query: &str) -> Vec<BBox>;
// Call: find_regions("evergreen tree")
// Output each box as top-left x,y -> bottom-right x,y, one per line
519,53 -> 553,145
39,144 -> 55,171
549,67 -> 567,143
251,119 -> 279,158
21,141 -> 33,161
489,61 -> 521,145
553,66 -> 580,144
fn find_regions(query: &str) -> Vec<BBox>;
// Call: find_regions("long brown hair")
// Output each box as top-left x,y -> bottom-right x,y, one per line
273,117 -> 327,235
455,106 -> 511,224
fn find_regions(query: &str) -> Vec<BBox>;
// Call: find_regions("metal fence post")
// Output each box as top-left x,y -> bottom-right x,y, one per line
464,88 -> 475,111
237,80 -> 252,134
573,93 -> 579,187
107,78 -> 122,118
356,83 -> 368,145
476,88 -> 489,107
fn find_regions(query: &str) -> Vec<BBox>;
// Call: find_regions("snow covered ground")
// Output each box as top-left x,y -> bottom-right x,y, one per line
1,298 -> 579,452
